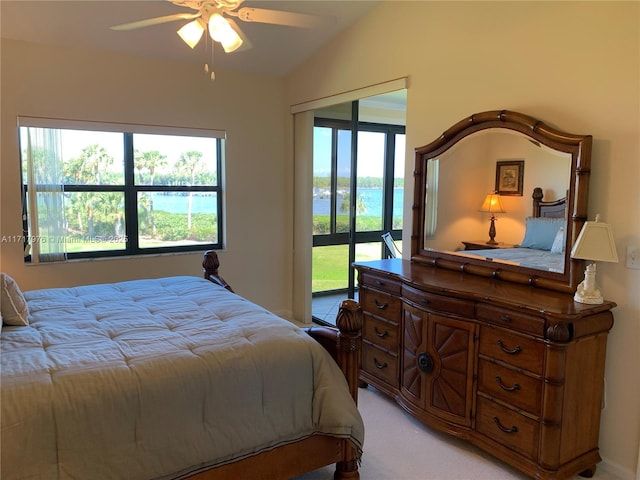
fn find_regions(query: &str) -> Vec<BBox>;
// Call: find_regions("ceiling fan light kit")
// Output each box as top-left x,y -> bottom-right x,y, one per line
111,0 -> 331,78
207,13 -> 243,53
177,18 -> 205,48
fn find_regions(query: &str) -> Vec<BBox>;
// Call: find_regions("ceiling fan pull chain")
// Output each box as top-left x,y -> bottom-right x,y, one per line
203,37 -> 215,81
209,41 -> 216,81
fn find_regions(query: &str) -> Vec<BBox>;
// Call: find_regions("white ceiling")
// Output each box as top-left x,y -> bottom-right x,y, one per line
0,0 -> 381,77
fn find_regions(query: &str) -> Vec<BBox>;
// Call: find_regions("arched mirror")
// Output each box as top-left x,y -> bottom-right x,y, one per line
411,110 -> 592,293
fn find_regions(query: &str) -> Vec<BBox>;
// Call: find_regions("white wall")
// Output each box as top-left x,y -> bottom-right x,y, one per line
285,1 -> 640,477
0,39 -> 293,316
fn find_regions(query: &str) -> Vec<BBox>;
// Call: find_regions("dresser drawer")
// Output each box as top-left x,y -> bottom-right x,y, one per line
362,342 -> 399,387
363,315 -> 399,352
478,359 -> 542,415
402,284 -> 475,318
477,303 -> 545,337
479,326 -> 544,375
360,273 -> 402,295
360,289 -> 401,324
476,396 -> 539,460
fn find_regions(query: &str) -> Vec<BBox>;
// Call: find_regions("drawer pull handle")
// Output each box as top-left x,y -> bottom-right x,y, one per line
373,358 -> 388,370
374,299 -> 389,310
500,315 -> 511,323
374,327 -> 389,338
375,280 -> 384,286
493,416 -> 518,434
417,352 -> 434,374
495,376 -> 521,392
421,298 -> 430,305
497,340 -> 522,355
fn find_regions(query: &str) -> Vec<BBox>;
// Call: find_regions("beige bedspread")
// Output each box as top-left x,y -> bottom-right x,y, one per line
1,276 -> 364,479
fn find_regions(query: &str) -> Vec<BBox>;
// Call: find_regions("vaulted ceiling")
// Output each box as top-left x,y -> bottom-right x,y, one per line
1,0 -> 381,77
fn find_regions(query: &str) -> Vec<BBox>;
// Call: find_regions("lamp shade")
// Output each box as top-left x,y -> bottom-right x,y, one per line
177,19 -> 205,49
479,193 -> 506,213
570,216 -> 618,263
208,13 -> 243,53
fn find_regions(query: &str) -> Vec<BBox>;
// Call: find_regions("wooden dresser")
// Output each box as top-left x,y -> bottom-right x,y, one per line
355,258 -> 615,480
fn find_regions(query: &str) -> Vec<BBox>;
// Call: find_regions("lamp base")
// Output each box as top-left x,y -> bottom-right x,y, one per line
574,291 -> 604,305
486,215 -> 498,245
573,263 -> 604,304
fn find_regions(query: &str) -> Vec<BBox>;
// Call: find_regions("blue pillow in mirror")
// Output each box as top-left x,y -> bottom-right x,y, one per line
520,217 -> 565,251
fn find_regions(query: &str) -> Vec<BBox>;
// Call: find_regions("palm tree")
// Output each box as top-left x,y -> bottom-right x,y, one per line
134,150 -> 166,185
63,145 -> 115,237
65,144 -> 113,185
175,151 -> 204,230
135,150 -> 167,236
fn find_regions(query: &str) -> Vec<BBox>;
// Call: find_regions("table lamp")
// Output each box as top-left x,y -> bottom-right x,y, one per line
479,192 -> 506,245
570,215 -> 618,304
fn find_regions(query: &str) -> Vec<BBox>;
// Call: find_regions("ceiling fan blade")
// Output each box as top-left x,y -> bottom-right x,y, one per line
110,13 -> 200,31
236,7 -> 334,28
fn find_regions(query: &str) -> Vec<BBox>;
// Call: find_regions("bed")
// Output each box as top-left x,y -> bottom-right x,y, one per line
0,251 -> 364,480
459,187 -> 568,273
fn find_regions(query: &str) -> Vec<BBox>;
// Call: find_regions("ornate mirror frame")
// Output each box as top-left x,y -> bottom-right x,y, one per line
411,110 -> 592,294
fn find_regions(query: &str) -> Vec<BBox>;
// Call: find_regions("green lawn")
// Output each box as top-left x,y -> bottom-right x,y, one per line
312,213 -> 403,292
312,245 -> 350,292
312,242 -> 395,292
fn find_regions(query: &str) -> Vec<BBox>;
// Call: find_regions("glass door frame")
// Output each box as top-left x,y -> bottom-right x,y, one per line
312,103 -> 406,300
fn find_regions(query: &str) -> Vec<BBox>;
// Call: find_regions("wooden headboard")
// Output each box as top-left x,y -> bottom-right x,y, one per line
532,186 -> 566,219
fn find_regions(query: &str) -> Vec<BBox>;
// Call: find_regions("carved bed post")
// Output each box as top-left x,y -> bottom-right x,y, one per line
532,186 -> 544,217
334,299 -> 363,480
334,299 -> 363,404
303,300 -> 363,404
202,250 -> 233,292
303,301 -> 363,480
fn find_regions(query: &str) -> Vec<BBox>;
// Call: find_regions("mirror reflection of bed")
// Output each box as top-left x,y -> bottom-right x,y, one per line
452,187 -> 567,273
422,129 -> 571,274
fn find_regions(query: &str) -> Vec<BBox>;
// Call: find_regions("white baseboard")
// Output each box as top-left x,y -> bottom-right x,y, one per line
600,457 -> 636,480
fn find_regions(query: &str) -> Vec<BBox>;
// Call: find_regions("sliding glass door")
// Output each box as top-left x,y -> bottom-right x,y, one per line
312,98 -> 405,309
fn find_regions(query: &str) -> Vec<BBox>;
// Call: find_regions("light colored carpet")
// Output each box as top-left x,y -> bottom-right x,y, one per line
294,386 -> 621,480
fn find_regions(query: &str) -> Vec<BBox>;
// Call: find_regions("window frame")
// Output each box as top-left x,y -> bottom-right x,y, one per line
312,118 -> 405,248
18,117 -> 225,261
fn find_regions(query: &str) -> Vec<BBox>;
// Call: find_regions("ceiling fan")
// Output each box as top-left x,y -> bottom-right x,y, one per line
111,0 -> 332,54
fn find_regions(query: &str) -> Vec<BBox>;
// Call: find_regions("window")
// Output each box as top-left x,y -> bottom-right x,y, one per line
312,118 -> 405,242
312,117 -> 405,294
19,118 -> 224,262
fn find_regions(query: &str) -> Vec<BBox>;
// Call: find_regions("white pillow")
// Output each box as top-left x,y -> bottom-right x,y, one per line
550,226 -> 565,254
1,273 -> 29,326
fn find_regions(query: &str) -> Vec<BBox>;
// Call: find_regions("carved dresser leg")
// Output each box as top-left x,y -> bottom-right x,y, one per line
579,465 -> 597,478
334,459 -> 360,479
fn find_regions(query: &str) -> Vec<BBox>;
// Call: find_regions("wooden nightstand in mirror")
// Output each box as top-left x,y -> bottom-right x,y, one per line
462,240 -> 515,251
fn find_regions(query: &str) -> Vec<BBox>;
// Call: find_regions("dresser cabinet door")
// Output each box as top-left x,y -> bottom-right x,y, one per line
401,303 -> 477,426
401,304 -> 426,405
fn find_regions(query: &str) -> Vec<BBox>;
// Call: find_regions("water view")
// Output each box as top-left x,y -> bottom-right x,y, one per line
151,188 -> 403,219
313,188 -> 403,218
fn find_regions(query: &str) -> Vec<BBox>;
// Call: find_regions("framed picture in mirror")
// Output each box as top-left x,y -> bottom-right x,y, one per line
495,159 -> 524,196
